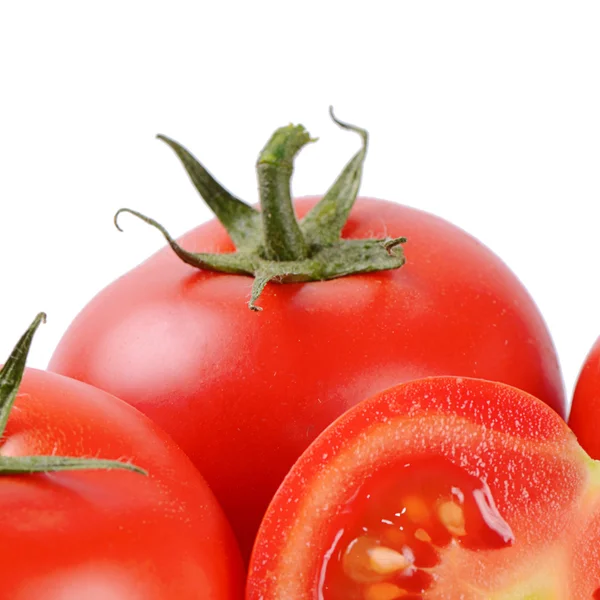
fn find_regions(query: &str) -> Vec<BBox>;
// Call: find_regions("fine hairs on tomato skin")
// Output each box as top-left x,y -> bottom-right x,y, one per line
247,377 -> 600,599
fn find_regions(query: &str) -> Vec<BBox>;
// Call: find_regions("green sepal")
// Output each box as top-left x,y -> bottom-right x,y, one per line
249,272 -> 274,312
0,455 -> 146,476
115,210 -> 405,310
158,135 -> 262,250
115,209 -> 255,275
0,312 -> 46,438
300,108 -> 368,246
0,314 -> 147,477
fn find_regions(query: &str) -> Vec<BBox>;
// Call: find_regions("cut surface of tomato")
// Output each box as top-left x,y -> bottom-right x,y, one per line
247,377 -> 600,599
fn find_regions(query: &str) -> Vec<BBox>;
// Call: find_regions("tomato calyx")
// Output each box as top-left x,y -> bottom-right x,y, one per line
0,313 -> 146,476
114,108 -> 406,310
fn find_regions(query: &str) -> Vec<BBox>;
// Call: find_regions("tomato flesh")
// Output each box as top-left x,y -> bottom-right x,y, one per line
320,457 -> 513,598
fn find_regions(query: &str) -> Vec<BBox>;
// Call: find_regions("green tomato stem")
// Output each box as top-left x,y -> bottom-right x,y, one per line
256,124 -> 314,261
114,109 -> 407,310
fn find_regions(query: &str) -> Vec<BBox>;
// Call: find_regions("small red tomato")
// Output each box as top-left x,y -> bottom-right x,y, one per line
0,315 -> 244,600
49,112 -> 564,559
568,336 -> 600,458
247,377 -> 600,598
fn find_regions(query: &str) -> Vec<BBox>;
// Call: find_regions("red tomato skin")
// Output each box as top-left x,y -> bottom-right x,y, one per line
0,368 -> 243,600
247,377 -> 587,599
568,336 -> 600,458
49,197 -> 564,558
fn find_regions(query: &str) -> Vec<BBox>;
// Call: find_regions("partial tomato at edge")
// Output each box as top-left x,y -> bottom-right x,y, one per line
569,336 -> 600,459
0,318 -> 243,600
247,377 -> 600,599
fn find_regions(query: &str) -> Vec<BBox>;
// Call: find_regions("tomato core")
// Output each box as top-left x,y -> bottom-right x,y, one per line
318,457 -> 514,599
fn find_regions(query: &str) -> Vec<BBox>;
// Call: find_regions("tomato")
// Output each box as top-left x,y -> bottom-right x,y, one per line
247,377 -> 600,599
568,336 -> 600,459
48,114 -> 564,559
1,316 -> 244,599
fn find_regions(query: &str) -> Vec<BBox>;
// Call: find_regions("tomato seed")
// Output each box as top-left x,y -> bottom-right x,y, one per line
367,546 -> 412,575
364,582 -> 408,600
414,528 -> 431,543
343,537 -> 388,583
437,500 -> 466,537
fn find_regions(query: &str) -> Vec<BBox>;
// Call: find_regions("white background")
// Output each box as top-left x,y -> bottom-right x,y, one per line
1,2 -> 599,410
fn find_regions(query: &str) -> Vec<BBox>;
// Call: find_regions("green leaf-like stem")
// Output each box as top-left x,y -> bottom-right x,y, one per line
301,107 -> 368,246
0,312 -> 45,438
0,315 -> 147,477
115,210 -> 406,311
115,209 -> 255,275
157,135 -> 262,250
0,455 -> 146,475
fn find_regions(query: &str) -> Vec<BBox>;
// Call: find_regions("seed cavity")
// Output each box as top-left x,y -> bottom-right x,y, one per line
437,500 -> 466,537
320,457 -> 515,598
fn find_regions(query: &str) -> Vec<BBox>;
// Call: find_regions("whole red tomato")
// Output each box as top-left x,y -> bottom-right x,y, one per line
49,113 -> 564,559
247,377 -> 600,598
568,336 -> 600,458
2,315 -> 243,600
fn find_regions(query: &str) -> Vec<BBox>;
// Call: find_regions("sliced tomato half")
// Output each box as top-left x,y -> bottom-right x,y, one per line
247,377 -> 600,599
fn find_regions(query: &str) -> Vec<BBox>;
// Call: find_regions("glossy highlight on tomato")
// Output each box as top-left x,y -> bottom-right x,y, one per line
247,377 -> 600,599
